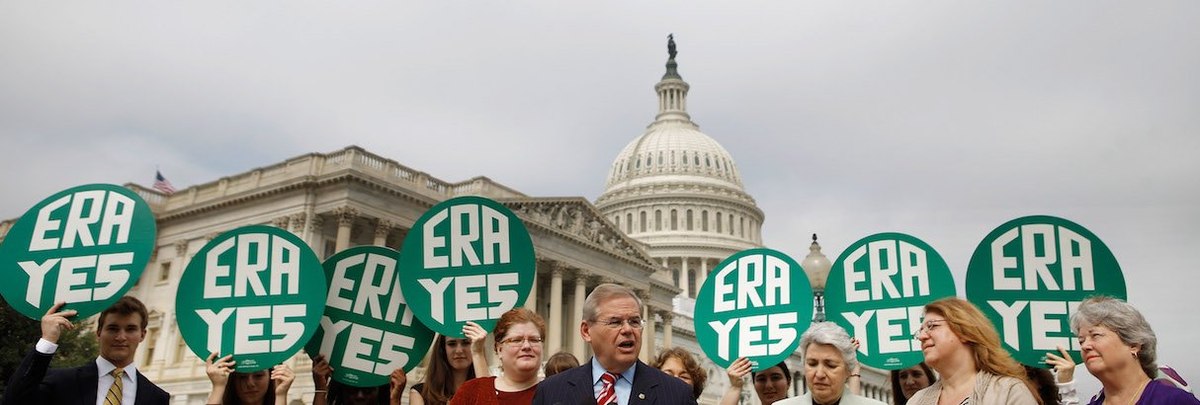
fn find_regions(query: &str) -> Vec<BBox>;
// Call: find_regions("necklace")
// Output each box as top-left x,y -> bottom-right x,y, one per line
1105,378 -> 1149,405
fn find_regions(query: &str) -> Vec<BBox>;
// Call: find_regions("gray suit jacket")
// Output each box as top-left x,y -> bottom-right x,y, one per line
531,359 -> 697,405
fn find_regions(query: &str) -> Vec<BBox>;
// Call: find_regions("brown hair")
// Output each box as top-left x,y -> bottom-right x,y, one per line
924,298 -> 1042,405
890,362 -> 937,405
492,308 -> 548,352
417,335 -> 476,405
652,347 -> 707,399
98,296 -> 149,330
222,368 -> 277,405
543,351 -> 581,378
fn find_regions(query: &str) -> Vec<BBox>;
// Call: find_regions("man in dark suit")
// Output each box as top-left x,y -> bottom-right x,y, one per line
532,284 -> 696,405
3,296 -> 170,405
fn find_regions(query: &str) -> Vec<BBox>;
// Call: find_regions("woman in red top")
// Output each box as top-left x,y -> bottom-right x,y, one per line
449,308 -> 546,405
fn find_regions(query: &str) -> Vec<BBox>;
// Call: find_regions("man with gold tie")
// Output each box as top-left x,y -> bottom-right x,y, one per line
3,296 -> 170,405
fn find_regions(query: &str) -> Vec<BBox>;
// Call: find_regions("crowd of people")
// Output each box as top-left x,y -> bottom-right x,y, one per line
4,289 -> 1198,405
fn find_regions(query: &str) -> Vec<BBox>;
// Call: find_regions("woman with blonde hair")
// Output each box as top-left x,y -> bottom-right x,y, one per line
908,297 -> 1040,405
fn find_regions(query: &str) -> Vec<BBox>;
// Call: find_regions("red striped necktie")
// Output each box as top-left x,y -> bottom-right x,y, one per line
596,372 -> 618,405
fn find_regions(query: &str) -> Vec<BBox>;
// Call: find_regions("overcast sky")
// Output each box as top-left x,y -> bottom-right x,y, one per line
3,1 -> 1198,397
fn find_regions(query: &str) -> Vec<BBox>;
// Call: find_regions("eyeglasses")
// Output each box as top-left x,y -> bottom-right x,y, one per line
498,336 -> 544,348
594,317 -> 646,329
916,320 -> 946,335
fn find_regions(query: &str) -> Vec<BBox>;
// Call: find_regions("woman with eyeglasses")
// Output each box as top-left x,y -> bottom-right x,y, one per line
907,297 -> 1040,405
449,308 -> 546,405
410,322 -> 490,405
1071,296 -> 1199,405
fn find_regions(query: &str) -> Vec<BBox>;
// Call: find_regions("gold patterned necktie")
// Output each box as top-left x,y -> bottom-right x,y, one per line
105,368 -> 124,405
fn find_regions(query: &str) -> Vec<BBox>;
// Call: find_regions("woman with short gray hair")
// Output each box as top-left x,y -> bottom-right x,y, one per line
1072,296 -> 1198,404
776,322 -> 884,405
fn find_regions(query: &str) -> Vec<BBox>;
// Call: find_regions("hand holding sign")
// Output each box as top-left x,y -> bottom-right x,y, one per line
39,301 -> 78,344
1044,346 -> 1076,383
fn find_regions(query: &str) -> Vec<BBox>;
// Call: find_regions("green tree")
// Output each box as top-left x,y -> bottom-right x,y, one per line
0,299 -> 98,398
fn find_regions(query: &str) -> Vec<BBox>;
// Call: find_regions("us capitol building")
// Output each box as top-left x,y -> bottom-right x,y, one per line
0,41 -> 890,404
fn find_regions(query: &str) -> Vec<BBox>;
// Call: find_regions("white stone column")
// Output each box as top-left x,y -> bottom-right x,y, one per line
305,216 -> 324,255
548,264 -> 565,353
694,258 -> 707,298
572,272 -> 587,360
525,269 -> 539,311
639,290 -> 655,362
334,207 -> 357,252
680,258 -> 690,297
373,220 -> 393,247
661,311 -> 674,349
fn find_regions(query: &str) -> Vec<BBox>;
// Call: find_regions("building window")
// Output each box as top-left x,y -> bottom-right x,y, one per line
143,327 -> 158,367
654,210 -> 662,231
639,211 -> 647,232
671,210 -> 678,230
716,212 -> 722,233
626,213 -> 633,233
158,262 -> 171,282
686,210 -> 694,231
701,210 -> 708,231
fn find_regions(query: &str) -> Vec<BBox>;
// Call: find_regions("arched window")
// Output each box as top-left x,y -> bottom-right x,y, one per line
686,210 -> 694,231
671,209 -> 678,230
654,210 -> 662,231
701,210 -> 709,231
639,211 -> 647,232
626,213 -> 633,233
715,212 -> 722,233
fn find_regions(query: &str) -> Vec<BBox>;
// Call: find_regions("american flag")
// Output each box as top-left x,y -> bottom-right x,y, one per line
154,170 -> 177,195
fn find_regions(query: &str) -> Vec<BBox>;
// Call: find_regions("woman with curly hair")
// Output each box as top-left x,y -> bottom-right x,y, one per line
652,347 -> 708,400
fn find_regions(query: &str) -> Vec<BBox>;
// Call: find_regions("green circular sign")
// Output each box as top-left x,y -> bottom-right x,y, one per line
176,225 -> 327,372
0,184 -> 156,319
824,233 -> 957,370
398,196 -> 535,337
966,215 -> 1125,367
694,248 -> 812,370
305,246 -> 436,387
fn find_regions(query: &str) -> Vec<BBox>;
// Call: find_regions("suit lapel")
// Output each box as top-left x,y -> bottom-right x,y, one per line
573,364 -> 597,405
134,372 -> 152,405
628,361 -> 659,404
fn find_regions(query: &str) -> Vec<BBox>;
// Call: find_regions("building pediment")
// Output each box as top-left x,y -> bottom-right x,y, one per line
498,197 -> 660,269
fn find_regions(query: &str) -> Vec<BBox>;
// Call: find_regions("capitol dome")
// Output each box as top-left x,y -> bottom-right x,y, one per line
596,37 -> 763,299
